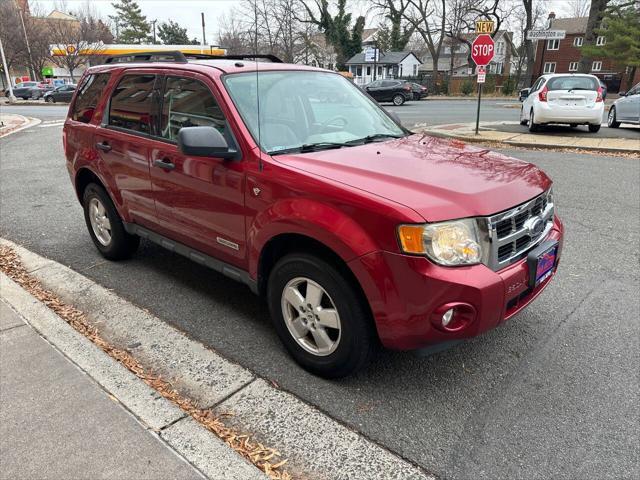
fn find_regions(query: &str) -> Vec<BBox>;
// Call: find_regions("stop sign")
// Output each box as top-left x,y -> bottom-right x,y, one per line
471,34 -> 495,66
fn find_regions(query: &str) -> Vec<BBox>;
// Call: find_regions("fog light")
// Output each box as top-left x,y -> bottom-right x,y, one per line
442,309 -> 454,327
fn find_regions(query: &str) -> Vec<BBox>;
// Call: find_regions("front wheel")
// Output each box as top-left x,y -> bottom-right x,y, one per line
46,96 -> 54,103
607,107 -> 620,128
519,108 -> 528,125
267,253 -> 377,378
392,94 -> 405,106
528,109 -> 539,132
588,124 -> 601,133
82,183 -> 139,260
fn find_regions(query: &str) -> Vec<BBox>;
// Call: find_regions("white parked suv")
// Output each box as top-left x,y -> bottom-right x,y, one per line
520,74 -> 604,133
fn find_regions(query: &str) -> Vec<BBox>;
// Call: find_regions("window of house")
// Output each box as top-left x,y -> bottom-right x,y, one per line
496,41 -> 504,55
108,74 -> 156,134
543,62 -> 556,74
356,66 -> 362,76
160,76 -> 226,141
569,62 -> 579,71
573,37 -> 583,47
71,73 -> 110,123
547,39 -> 560,50
495,62 -> 504,74
596,36 -> 606,46
591,61 -> 602,71
413,64 -> 418,76
366,66 -> 371,76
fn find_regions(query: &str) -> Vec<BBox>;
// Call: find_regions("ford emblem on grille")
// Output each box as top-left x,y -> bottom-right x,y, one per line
525,216 -> 545,237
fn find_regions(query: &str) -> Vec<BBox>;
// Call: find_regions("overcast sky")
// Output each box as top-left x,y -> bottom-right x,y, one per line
34,0 -> 583,46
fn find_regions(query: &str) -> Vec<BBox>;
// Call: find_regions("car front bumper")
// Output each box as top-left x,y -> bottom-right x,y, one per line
349,215 -> 564,350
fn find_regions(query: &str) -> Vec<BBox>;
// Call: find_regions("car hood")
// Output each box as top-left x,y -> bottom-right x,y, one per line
272,134 -> 551,222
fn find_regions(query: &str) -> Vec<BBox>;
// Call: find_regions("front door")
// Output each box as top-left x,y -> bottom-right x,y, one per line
149,73 -> 247,266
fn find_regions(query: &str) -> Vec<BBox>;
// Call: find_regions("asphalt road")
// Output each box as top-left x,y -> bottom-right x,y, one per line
1,116 -> 638,480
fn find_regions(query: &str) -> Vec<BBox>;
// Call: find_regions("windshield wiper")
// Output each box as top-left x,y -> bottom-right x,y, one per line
348,133 -> 406,144
270,142 -> 354,155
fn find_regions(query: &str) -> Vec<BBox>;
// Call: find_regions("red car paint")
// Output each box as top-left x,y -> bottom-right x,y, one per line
64,60 -> 563,351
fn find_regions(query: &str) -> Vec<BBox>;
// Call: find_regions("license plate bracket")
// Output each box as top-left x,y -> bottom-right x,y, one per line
527,240 -> 559,288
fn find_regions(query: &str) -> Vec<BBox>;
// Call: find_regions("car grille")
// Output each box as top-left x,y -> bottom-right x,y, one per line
485,191 -> 554,271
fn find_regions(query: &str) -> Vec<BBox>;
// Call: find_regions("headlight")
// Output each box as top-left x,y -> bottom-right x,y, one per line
398,219 -> 483,266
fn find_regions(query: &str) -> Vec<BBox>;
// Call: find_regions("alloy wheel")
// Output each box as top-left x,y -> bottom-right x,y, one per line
88,197 -> 112,246
281,277 -> 342,356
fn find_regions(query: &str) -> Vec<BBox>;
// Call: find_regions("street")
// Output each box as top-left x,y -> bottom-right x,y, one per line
1,105 -> 638,479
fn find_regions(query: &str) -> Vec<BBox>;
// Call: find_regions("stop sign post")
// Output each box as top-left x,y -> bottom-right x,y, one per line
471,34 -> 495,134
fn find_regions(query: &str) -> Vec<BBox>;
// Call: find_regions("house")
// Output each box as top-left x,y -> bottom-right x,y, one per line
419,31 -> 518,77
532,12 -> 623,90
345,51 -> 422,85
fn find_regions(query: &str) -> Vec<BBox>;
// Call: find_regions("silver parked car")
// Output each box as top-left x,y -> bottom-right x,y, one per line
607,82 -> 640,127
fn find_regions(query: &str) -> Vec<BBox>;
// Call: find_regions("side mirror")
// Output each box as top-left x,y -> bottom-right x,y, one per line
386,110 -> 402,126
177,126 -> 238,159
520,88 -> 530,99
618,91 -> 626,97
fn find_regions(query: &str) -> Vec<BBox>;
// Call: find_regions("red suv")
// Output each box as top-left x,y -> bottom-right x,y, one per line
64,52 -> 563,378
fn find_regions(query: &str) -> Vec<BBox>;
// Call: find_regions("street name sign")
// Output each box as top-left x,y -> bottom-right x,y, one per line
475,21 -> 494,34
471,34 -> 495,66
526,30 -> 566,40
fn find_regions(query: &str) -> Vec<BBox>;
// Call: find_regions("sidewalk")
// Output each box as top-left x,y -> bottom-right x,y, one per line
0,299 -> 205,480
0,113 -> 39,137
419,121 -> 640,153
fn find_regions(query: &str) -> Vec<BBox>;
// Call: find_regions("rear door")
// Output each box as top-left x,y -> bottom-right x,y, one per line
365,80 -> 382,100
94,71 -> 160,228
60,85 -> 76,102
148,72 -> 247,265
617,83 -> 640,122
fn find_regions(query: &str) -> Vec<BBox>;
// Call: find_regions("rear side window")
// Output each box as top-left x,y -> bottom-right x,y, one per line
547,76 -> 598,91
109,74 -> 156,134
71,73 -> 110,123
160,76 -> 226,141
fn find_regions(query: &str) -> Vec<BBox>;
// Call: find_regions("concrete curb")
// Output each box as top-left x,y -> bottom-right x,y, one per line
0,267 -> 266,480
1,237 -> 435,480
0,114 -> 41,138
418,121 -> 640,154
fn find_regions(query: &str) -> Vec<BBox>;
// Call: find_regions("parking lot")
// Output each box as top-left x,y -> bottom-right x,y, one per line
1,101 -> 638,479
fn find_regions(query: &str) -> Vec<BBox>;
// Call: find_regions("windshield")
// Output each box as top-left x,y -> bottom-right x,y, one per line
546,76 -> 599,91
224,71 -> 406,154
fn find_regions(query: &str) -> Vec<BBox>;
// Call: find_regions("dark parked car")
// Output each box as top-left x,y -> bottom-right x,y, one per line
44,84 -> 77,103
4,81 -> 39,100
410,82 -> 428,100
363,79 -> 413,105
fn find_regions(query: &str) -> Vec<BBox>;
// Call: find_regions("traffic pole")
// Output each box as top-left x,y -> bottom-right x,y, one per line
0,37 -> 16,102
475,82 -> 482,135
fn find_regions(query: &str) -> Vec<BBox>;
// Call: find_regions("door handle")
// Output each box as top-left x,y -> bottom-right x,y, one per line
153,158 -> 175,171
95,141 -> 111,152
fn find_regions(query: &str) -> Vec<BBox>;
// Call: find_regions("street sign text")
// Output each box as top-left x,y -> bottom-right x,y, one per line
526,30 -> 566,40
471,34 -> 495,66
475,21 -> 494,34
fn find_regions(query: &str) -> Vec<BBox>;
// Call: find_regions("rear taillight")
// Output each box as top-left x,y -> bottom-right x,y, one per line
596,86 -> 603,102
538,86 -> 548,102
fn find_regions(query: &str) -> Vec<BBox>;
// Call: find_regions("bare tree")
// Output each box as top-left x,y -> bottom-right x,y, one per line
565,0 -> 591,18
371,0 -> 415,50
217,13 -> 253,55
578,0 -> 610,73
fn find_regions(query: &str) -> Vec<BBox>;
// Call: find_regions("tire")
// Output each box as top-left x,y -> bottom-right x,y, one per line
528,109 -> 539,132
82,183 -> 139,260
519,108 -> 528,125
267,253 -> 377,378
588,124 -> 601,133
45,96 -> 54,103
392,94 -> 405,106
607,106 -> 620,128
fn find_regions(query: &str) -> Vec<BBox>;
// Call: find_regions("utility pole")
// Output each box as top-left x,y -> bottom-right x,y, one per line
0,36 -> 17,102
14,0 -> 36,80
151,19 -> 157,44
201,13 -> 205,53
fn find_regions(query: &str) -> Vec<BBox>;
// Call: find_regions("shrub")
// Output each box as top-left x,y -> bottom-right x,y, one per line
460,79 -> 474,96
484,74 -> 497,93
502,77 -> 516,96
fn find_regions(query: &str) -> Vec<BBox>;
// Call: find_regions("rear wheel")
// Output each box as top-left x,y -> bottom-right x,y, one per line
607,106 -> 620,128
392,94 -> 405,106
82,183 -> 139,260
588,124 -> 601,133
267,253 -> 377,378
528,109 -> 539,132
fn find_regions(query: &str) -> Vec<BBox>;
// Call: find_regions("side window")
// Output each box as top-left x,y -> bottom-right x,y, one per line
71,73 -> 110,123
160,76 -> 226,141
109,74 -> 156,134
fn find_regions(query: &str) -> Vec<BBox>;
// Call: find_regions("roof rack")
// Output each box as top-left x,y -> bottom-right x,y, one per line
103,51 -> 283,65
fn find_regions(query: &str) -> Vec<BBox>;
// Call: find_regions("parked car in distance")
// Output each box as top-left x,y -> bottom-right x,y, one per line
64,52 -> 563,378
44,84 -> 77,103
520,74 -> 605,132
363,79 -> 413,105
4,81 -> 39,100
598,79 -> 607,100
607,82 -> 640,127
410,82 -> 428,100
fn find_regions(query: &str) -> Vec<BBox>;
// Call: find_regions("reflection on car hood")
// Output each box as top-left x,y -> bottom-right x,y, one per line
272,133 -> 551,222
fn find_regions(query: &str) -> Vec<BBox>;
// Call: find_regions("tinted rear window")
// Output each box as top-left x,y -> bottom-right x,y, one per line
108,74 -> 155,134
71,73 -> 110,123
546,76 -> 599,91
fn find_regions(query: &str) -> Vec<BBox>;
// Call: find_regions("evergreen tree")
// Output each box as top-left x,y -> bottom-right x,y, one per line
110,0 -> 150,44
157,20 -> 190,45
